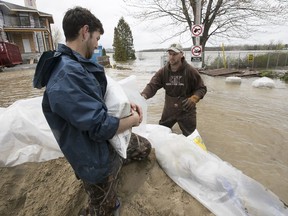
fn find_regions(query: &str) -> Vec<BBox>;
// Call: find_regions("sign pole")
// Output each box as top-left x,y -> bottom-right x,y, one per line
191,0 -> 202,69
195,0 -> 201,47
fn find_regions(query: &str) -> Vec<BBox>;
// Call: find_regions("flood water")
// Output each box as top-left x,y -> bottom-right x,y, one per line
0,51 -> 287,204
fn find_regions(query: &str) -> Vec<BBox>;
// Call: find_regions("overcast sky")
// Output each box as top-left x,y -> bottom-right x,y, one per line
8,0 -> 288,50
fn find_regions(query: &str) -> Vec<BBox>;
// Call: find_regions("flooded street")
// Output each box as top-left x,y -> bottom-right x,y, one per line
0,51 -> 287,204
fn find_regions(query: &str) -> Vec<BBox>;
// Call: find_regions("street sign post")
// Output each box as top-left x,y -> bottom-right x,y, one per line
191,0 -> 202,69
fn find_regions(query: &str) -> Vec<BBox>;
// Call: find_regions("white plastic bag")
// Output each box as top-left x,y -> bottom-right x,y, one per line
105,76 -> 132,158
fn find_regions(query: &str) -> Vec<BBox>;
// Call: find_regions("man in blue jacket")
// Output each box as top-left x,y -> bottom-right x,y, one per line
37,6 -> 151,216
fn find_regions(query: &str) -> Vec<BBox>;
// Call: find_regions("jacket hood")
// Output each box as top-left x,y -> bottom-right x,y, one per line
33,50 -> 63,89
33,44 -> 104,89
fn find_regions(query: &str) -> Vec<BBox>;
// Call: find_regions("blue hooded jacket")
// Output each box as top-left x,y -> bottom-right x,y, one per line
41,44 -> 119,184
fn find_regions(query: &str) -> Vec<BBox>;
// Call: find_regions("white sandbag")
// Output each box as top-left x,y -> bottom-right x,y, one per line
132,123 -> 171,140
105,76 -> 131,118
105,75 -> 149,158
105,75 -> 132,159
0,97 -> 63,167
138,124 -> 288,216
225,76 -> 241,84
252,77 -> 275,88
118,75 -> 147,127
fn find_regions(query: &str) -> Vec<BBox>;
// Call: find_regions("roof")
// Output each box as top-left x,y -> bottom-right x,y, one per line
0,0 -> 54,23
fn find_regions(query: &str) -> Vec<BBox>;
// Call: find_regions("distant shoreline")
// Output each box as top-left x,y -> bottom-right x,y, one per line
104,43 -> 288,53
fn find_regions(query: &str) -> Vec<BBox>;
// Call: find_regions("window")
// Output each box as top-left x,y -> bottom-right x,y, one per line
39,18 -> 46,28
19,13 -> 30,26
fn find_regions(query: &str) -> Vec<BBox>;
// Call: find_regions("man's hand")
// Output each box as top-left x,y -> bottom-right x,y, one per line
182,95 -> 200,111
117,104 -> 142,134
130,103 -> 143,124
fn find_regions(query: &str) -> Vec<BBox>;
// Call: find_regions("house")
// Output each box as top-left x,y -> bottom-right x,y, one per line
0,0 -> 54,63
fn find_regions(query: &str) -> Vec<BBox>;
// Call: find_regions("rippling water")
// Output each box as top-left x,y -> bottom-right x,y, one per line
0,52 -> 287,204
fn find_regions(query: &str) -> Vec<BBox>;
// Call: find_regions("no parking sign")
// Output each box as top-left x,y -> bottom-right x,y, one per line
191,45 -> 202,57
191,25 -> 204,37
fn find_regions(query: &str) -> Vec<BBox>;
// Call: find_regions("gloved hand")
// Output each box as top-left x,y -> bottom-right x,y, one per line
141,93 -> 147,99
182,95 -> 200,111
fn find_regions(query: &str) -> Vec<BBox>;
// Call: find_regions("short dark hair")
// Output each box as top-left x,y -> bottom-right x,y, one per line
62,6 -> 104,41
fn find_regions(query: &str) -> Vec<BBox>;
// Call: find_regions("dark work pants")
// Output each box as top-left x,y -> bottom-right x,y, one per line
159,94 -> 196,136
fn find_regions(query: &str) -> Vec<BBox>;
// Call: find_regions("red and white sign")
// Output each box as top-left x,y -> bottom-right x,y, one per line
191,24 -> 204,37
191,45 -> 202,57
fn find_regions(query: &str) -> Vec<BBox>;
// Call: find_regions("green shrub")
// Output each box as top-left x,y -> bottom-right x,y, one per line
259,70 -> 278,78
280,72 -> 288,82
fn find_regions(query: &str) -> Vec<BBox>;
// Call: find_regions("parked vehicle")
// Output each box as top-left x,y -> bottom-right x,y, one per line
90,45 -> 110,67
0,42 -> 23,69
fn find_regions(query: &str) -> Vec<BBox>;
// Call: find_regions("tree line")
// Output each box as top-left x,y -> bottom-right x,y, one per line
137,43 -> 288,53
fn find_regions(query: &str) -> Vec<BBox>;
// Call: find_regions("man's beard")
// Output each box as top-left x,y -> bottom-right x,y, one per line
85,41 -> 94,59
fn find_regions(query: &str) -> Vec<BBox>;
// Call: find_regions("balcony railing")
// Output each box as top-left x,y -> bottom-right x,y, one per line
3,24 -> 49,32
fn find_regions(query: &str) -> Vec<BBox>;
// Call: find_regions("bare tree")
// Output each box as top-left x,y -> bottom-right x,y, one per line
51,26 -> 63,50
123,0 -> 288,51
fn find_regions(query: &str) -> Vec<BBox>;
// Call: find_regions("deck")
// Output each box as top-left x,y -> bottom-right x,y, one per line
199,68 -> 260,77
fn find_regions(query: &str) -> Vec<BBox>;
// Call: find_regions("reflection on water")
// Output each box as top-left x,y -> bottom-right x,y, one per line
0,52 -> 287,204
